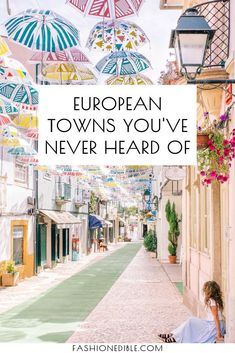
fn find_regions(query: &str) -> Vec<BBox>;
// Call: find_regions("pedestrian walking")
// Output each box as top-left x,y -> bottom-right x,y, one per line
158,281 -> 225,343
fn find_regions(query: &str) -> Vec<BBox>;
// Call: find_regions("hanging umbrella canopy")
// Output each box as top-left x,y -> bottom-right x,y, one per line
67,0 -> 144,20
0,113 -> 13,126
96,51 -> 151,75
5,9 -> 80,52
0,36 -> 11,56
17,156 -> 39,165
0,82 -> 38,109
39,63 -> 97,83
13,114 -> 38,128
0,97 -> 18,115
24,128 -> 38,140
87,20 -> 149,52
0,57 -> 33,84
29,47 -> 90,63
8,144 -> 37,156
106,74 -> 153,85
0,125 -> 18,137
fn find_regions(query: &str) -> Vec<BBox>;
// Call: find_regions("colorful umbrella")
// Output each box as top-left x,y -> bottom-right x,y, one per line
0,37 -> 11,56
67,0 -> 144,20
96,51 -> 151,75
0,125 -> 18,137
0,113 -> 12,126
24,128 -> 38,140
39,63 -> 97,83
0,137 -> 20,147
17,156 -> 39,165
0,97 -> 18,114
5,9 -> 80,52
29,47 -> 90,64
0,83 -> 38,109
13,114 -> 38,128
87,20 -> 149,51
106,74 -> 153,85
0,58 -> 33,84
8,144 -> 37,156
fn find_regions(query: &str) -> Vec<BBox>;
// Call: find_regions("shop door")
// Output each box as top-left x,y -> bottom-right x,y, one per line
51,224 -> 57,262
36,224 -> 47,269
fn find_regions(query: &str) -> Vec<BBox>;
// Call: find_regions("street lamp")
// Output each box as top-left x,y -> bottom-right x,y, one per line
170,6 -> 235,84
170,8 -> 215,80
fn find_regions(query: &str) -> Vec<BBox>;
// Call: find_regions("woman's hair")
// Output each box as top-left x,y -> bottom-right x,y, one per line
203,281 -> 224,311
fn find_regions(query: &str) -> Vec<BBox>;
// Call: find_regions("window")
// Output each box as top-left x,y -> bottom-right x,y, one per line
13,226 -> 24,265
15,158 -> 28,184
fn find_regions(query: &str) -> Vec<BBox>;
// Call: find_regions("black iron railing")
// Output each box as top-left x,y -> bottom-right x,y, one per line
191,0 -> 230,68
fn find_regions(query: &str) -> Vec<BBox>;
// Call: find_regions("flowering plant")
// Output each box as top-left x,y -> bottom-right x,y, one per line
197,109 -> 235,185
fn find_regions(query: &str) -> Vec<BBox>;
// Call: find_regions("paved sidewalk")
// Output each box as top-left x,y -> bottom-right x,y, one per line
0,242 -> 125,315
0,243 -> 141,343
68,247 -> 191,343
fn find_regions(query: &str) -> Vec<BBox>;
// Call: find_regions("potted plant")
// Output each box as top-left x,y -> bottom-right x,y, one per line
143,229 -> 157,253
197,109 -> 235,185
165,200 -> 180,264
1,261 -> 19,287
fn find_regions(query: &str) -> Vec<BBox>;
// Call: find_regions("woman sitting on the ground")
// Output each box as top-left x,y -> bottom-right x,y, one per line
98,239 -> 108,251
158,281 -> 225,343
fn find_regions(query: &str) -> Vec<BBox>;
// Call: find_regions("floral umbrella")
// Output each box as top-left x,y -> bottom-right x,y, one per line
5,9 -> 80,52
106,73 -> 153,85
96,51 -> 151,75
0,82 -> 38,109
39,63 -> 97,83
87,20 -> 149,51
29,47 -> 90,64
67,0 -> 144,20
0,37 -> 11,56
0,97 -> 18,114
0,113 -> 13,126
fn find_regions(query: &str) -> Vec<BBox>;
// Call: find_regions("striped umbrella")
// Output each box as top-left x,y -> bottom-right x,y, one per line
29,47 -> 90,64
39,63 -> 97,84
0,113 -> 13,126
0,37 -> 11,56
5,9 -> 80,52
87,20 -> 149,51
0,98 -> 18,114
8,145 -> 37,156
106,74 -> 153,85
67,0 -> 144,20
0,83 -> 38,109
96,51 -> 151,75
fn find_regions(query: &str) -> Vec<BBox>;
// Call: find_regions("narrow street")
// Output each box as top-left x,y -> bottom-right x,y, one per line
0,244 -> 191,343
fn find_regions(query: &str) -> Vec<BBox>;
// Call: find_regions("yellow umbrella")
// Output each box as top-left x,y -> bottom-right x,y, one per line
106,74 -> 153,85
39,63 -> 96,83
12,114 -> 38,129
0,37 -> 11,56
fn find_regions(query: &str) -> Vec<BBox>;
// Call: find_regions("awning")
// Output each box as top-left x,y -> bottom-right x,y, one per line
89,214 -> 105,229
40,210 -> 81,225
104,220 -> 113,228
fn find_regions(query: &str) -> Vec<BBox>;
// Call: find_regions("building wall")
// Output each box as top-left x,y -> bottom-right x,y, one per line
0,149 -> 35,283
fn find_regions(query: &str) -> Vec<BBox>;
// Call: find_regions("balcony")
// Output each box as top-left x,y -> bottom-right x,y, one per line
159,0 -> 183,10
74,188 -> 85,208
55,182 -> 71,205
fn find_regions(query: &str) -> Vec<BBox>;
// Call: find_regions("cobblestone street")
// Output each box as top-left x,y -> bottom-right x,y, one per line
68,246 -> 191,343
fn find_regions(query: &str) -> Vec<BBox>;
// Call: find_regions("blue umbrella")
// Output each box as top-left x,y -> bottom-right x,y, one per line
96,51 -> 151,75
0,83 -> 38,108
0,97 -> 18,114
5,9 -> 80,52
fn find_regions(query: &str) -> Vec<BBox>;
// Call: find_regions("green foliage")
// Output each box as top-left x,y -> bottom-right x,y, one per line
6,261 -> 16,274
144,230 -> 157,252
165,200 -> 180,257
89,191 -> 99,214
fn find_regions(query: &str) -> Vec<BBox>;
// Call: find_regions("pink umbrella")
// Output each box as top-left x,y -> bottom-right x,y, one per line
0,114 -> 13,126
24,128 -> 38,140
29,48 -> 90,64
67,0 -> 144,19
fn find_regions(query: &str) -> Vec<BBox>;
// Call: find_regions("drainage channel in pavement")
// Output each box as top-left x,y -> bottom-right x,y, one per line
0,243 -> 142,343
